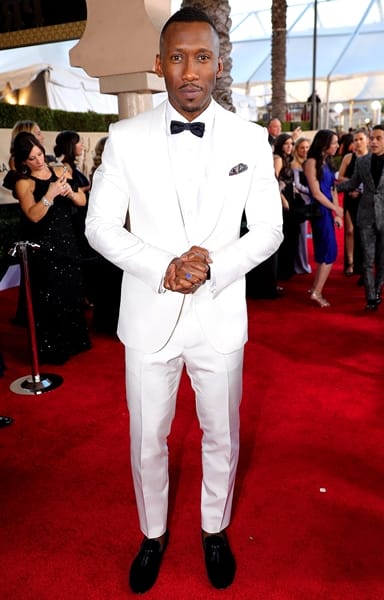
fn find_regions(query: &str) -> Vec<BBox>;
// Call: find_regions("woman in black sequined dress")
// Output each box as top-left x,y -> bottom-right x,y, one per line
13,132 -> 91,364
53,130 -> 99,307
273,133 -> 301,280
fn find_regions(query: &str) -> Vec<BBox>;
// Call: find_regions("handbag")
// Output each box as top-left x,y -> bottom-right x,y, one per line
292,194 -> 322,223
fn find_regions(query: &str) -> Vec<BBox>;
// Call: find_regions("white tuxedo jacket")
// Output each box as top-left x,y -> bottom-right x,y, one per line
86,100 -> 283,353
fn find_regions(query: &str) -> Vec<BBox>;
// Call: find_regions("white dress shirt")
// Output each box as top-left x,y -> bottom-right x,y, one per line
165,100 -> 215,245
162,100 -> 216,292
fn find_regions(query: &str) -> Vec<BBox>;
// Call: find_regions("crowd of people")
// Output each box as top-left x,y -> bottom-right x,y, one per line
254,118 -> 384,312
3,115 -> 381,371
2,120 -> 121,365
1,117 -> 382,390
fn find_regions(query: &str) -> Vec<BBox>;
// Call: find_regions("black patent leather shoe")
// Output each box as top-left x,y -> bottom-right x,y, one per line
0,416 -> 14,428
129,531 -> 168,594
365,299 -> 378,312
202,531 -> 236,589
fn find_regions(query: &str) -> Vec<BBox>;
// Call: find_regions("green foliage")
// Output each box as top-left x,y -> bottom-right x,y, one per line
0,103 -> 118,131
333,155 -> 343,170
288,120 -> 311,132
256,120 -> 311,131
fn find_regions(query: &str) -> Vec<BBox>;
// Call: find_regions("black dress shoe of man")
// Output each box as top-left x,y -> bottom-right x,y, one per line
203,531 -> 236,589
129,531 -> 168,594
0,416 -> 14,428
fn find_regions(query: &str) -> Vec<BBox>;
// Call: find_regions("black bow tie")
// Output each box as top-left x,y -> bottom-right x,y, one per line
170,120 -> 205,138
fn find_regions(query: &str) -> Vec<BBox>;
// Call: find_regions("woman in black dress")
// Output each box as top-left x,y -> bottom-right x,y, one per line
13,132 -> 91,364
89,136 -> 122,334
337,128 -> 369,276
273,133 -> 302,280
53,130 -> 99,307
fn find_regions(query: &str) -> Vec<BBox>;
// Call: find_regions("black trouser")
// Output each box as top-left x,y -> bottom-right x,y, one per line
360,223 -> 384,300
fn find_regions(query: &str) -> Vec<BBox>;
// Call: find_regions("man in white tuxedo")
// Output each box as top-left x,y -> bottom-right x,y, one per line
86,7 -> 283,594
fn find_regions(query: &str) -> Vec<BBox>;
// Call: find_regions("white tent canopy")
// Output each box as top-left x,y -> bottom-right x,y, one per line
230,0 -> 384,107
0,1 -> 383,117
0,40 -> 118,114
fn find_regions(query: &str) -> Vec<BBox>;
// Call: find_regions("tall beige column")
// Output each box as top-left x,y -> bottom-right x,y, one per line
70,0 -> 171,119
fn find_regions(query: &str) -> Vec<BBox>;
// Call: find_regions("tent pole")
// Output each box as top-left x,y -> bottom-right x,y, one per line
324,78 -> 330,129
311,0 -> 318,130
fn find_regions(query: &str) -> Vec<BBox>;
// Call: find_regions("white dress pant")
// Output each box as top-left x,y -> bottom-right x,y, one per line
124,296 -> 243,539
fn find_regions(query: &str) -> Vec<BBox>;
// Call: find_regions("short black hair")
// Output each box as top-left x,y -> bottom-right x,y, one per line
372,124 -> 384,132
161,7 -> 218,40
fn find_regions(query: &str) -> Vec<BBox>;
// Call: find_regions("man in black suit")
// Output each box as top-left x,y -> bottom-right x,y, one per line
267,117 -> 282,147
337,124 -> 384,311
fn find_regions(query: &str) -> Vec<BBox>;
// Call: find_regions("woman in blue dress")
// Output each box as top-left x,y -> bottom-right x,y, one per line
304,130 -> 344,307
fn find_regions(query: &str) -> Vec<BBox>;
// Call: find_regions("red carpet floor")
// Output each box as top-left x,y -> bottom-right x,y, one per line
1,241 -> 384,599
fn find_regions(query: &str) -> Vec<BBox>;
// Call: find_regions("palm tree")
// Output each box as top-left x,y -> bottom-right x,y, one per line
180,0 -> 235,112
271,0 -> 287,121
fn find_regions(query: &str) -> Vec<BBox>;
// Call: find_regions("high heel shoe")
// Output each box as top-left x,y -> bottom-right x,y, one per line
344,262 -> 354,277
310,291 -> 330,308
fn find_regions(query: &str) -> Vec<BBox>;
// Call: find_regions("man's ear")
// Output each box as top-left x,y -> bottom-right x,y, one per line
155,55 -> 164,78
216,57 -> 224,79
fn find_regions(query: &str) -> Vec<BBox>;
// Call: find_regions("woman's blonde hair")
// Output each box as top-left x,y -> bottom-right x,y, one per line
10,120 -> 39,153
293,136 -> 311,165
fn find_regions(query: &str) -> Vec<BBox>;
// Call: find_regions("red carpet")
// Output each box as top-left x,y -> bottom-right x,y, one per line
1,239 -> 384,599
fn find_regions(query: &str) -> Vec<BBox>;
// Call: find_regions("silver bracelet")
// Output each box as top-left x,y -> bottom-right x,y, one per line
42,196 -> 53,208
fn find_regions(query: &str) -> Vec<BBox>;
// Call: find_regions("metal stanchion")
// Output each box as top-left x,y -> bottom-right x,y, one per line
9,241 -> 63,395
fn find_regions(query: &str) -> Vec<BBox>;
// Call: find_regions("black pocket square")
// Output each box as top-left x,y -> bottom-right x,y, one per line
229,163 -> 248,176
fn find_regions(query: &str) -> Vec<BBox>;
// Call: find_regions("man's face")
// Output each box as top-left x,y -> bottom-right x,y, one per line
155,21 -> 223,121
370,129 -> 384,155
268,119 -> 281,138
